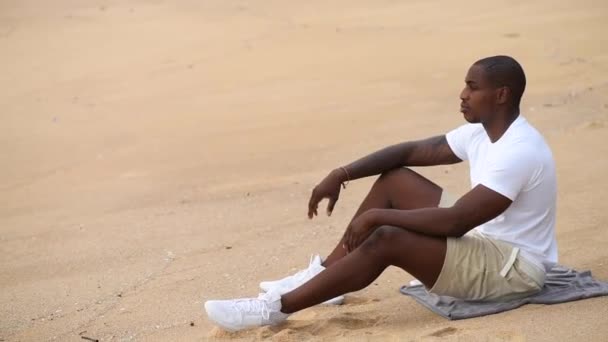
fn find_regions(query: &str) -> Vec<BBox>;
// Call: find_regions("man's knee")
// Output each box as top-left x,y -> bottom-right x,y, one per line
372,225 -> 403,239
378,167 -> 413,181
374,168 -> 415,189
361,225 -> 410,255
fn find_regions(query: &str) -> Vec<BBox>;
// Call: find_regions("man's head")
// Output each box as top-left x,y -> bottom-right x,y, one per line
459,55 -> 526,124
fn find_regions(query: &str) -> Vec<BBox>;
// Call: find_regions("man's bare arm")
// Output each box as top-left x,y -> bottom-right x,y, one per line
308,135 -> 461,218
339,135 -> 461,183
367,185 -> 512,238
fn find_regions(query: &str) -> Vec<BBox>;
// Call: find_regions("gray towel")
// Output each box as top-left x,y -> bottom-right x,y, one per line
399,265 -> 608,320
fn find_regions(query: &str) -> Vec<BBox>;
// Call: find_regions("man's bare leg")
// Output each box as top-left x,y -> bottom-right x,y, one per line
323,168 -> 443,267
281,226 -> 446,313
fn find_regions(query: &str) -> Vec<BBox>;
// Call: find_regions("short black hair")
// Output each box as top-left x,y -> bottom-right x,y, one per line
474,55 -> 526,108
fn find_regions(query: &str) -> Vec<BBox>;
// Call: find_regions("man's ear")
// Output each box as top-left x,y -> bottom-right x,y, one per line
496,86 -> 510,105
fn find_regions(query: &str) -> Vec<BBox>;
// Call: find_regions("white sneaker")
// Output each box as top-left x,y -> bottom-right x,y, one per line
259,255 -> 344,305
408,279 -> 423,287
204,290 -> 290,332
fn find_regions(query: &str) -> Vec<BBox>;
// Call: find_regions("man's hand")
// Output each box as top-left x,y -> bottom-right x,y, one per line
308,169 -> 346,219
344,209 -> 380,253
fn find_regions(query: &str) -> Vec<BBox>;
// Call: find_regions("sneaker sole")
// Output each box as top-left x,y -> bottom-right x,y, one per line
203,302 -> 239,332
204,301 -> 288,332
323,295 -> 344,305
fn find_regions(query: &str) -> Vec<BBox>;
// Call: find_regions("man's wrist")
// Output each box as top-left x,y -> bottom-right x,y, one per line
331,167 -> 349,183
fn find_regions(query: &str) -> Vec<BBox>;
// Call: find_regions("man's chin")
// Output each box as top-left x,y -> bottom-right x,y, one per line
462,112 -> 480,123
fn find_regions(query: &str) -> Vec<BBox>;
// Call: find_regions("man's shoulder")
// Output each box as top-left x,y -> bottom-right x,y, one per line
502,118 -> 553,159
494,130 -> 555,175
510,116 -> 549,144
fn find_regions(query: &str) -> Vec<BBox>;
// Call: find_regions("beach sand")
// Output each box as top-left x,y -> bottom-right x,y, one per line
1,0 -> 608,340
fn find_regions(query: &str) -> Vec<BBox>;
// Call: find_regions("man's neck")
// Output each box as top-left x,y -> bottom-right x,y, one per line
482,109 -> 520,143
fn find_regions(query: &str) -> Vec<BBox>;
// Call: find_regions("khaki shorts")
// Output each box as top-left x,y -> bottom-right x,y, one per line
431,191 -> 546,301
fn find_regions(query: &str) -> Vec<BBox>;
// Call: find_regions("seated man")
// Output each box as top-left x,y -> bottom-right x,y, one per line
204,55 -> 558,332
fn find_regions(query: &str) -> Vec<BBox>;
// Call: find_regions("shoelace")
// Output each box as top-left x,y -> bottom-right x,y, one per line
232,296 -> 271,320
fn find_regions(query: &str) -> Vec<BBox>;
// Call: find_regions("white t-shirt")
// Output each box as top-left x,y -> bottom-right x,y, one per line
446,116 -> 558,272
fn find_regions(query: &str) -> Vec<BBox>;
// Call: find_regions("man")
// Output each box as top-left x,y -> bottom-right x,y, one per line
204,55 -> 558,332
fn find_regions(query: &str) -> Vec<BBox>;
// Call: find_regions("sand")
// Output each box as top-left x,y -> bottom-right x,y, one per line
1,0 -> 608,340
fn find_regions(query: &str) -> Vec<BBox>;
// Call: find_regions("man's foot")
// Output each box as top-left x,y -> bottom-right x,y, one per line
204,290 -> 290,332
259,255 -> 344,305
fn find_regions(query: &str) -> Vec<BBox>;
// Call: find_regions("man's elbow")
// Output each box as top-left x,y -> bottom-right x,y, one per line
445,215 -> 474,238
446,226 -> 467,238
446,206 -> 477,238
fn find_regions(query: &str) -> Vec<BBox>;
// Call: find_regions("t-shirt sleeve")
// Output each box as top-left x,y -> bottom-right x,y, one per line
479,148 -> 536,201
445,124 -> 475,161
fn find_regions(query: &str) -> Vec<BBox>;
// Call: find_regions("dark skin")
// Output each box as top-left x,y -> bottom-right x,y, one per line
279,63 -> 520,314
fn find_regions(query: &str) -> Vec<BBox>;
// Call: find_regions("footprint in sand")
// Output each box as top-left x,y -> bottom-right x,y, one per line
577,119 -> 606,130
342,295 -> 381,306
427,326 -> 458,337
307,311 -> 386,335
268,328 -> 298,342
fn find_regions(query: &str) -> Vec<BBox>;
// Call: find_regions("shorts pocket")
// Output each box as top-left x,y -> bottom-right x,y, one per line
506,260 -> 543,294
515,259 -> 544,289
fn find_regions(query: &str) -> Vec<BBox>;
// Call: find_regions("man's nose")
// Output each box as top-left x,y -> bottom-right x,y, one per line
460,88 -> 469,101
